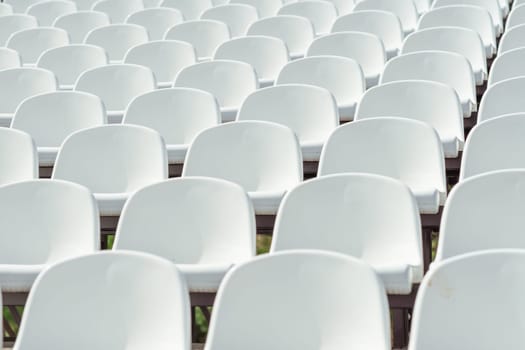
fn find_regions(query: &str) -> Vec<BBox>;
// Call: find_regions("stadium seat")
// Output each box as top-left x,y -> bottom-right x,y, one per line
318,117 -> 447,214
478,77 -> 525,123
13,252 -> 191,350
182,121 -> 303,215
84,24 -> 149,64
0,67 -> 57,127
353,0 -> 418,35
26,0 -> 77,26
91,0 -> 144,23
331,10 -> 404,59
488,48 -> 525,86
11,91 -> 107,167
432,0 -> 503,35
70,0 -> 99,10
75,64 -> 156,123
4,0 -> 43,13
498,23 -> 525,55
124,40 -> 196,88
214,36 -> 289,87
229,0 -> 282,18
37,44 -> 108,90
160,0 -> 213,20
123,88 -> 220,165
323,0 -> 353,15
307,31 -> 385,88
0,2 -> 13,16
0,47 -> 21,70
277,1 -> 338,36
113,177 -> 255,292
0,14 -> 38,46
173,60 -> 258,122
380,51 -> 477,117
276,55 -> 364,122
52,124 -> 168,216
125,7 -> 184,41
413,0 -> 432,14
164,20 -> 230,61
237,84 -> 339,161
506,4 -> 525,29
0,128 -> 38,185
6,27 -> 70,66
204,251 -> 391,350
402,27 -> 487,85
201,4 -> 258,38
53,11 -> 110,44
247,15 -> 315,60
143,0 -> 162,7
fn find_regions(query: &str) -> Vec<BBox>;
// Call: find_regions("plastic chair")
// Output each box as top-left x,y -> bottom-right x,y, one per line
124,40 -> 196,88
413,0 -> 431,14
353,0 -> 418,35
307,31 -> 385,88
323,0 -> 353,15
174,60 -> 258,122
229,0 -> 282,18
247,15 -> 315,60
182,121 -> 303,215
402,27 -> 487,85
271,173 -> 423,294
26,0 -> 77,26
0,128 -> 38,185
4,0 -> 44,13
53,11 -> 110,44
11,91 -> 107,167
499,24 -> 525,55
381,51 -> 477,118
70,0 -> 99,10
488,48 -> 525,86
113,177 -> 255,292
204,250 -> 391,350
276,55 -> 364,122
0,68 -> 57,127
237,84 -> 338,161
0,2 -> 13,16
0,47 -> 21,70
125,7 -> 183,41
201,4 -> 258,38
143,0 -> 162,7
331,10 -> 403,59
160,0 -> 213,20
507,4 -> 525,29
318,117 -> 447,214
6,27 -> 70,66
91,0 -> 144,23
478,77 -> 525,123
123,88 -> 220,164
432,0 -> 503,35
214,36 -> 289,87
0,14 -> 37,46
13,251 -> 191,350
37,44 -> 108,90
52,124 -> 168,216
75,64 -> 156,123
277,1 -> 338,36
84,24 -> 149,64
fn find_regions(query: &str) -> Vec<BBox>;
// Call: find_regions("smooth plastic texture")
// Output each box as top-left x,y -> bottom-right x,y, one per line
0,14 -> 38,46
6,27 -> 70,65
0,47 -> 21,70
278,1 -> 337,36
53,10 -> 110,43
160,0 -> 213,20
84,24 -> 149,63
507,4 -> 525,29
0,128 -> 38,185
26,0 -> 77,26
201,4 -> 258,37
126,7 -> 184,40
91,0 -> 143,23
488,48 -> 525,86
0,3 -> 13,16
499,23 -> 525,55
71,0 -> 99,10
432,0 -> 503,35
478,77 -> 525,123
229,0 -> 282,18
4,0 -> 43,13
353,0 -> 418,35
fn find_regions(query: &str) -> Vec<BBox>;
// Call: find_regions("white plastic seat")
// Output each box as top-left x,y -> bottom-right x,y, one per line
323,0 -> 353,15
277,1 -> 337,36
183,121 -> 303,215
53,11 -> 110,43
0,14 -> 38,46
91,0 -> 144,23
460,114 -> 525,180
498,24 -> 525,55
432,0 -> 503,35
0,47 -> 21,70
488,48 -> 525,86
507,4 -> 525,29
26,0 -> 77,26
123,88 -> 220,164
307,32 -> 385,88
408,250 -> 525,350
418,5 -> 497,58
353,0 -> 418,36
0,128 -> 38,185
174,60 -> 258,122
0,3 -> 13,16
6,27 -> 70,66
413,0 -> 431,14
0,180 -> 98,293
319,117 -> 447,214
402,27 -> 487,85
201,4 -> 258,38
247,15 -> 315,60
271,174 -> 423,294
229,0 -> 282,18
331,10 -> 403,59
276,56 -> 364,122
124,40 -> 196,88
237,84 -> 338,161
478,77 -> 525,123
381,51 -> 477,117
70,0 -> 99,10
52,124 -> 168,216
214,36 -> 289,87
204,250 -> 391,350
37,44 -> 108,90
160,0 -> 213,20
125,7 -> 184,41
84,24 -> 149,64
164,20 -> 230,61
143,0 -> 163,7
113,177 -> 255,292
75,64 -> 155,123
4,0 -> 44,13
0,68 -> 57,127
11,91 -> 107,167
13,251 -> 191,350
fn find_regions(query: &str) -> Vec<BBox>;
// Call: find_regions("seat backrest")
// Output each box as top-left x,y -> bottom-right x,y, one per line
432,0 -> 503,33
229,0 -> 282,18
91,0 -> 144,23
488,48 -> 525,86
0,14 -> 38,46
507,4 -> 525,29
478,77 -> 525,123
4,0 -> 43,13
182,121 -> 302,192
160,0 -> 213,20
52,124 -> 167,193
53,11 -> 110,43
125,7 -> 183,40
84,24 -> 149,63
6,27 -> 70,65
201,4 -> 258,38
15,251 -> 191,350
0,3 -> 13,16
0,47 -> 21,70
0,128 -> 38,185
499,23 -> 525,55
71,0 -> 99,10
324,0 -> 354,15
26,0 -> 77,26
278,1 -> 338,36
353,0 -> 418,34
204,251 -> 391,350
